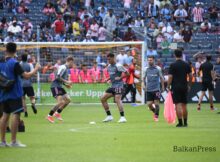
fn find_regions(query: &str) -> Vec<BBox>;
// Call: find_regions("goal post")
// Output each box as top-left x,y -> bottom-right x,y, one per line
0,41 -> 146,104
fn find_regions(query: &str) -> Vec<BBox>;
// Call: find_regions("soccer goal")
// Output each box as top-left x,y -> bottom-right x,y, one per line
0,42 -> 146,104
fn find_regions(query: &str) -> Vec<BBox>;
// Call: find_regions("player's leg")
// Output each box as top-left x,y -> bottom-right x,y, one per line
175,103 -> 183,127
208,90 -> 214,111
121,84 -> 130,101
154,99 -> 160,122
54,94 -> 71,121
22,96 -> 28,117
0,113 -> 10,147
47,96 -> 63,123
131,84 -> 136,103
147,92 -> 155,113
27,86 -> 37,114
100,90 -> 114,122
182,103 -> 188,127
198,82 -> 207,111
115,94 -> 127,123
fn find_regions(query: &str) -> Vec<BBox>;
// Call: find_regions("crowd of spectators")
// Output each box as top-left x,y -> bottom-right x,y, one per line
0,0 -> 219,43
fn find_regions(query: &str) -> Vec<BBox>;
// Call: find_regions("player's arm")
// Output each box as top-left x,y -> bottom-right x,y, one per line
211,65 -> 216,81
167,74 -> 173,91
142,68 -> 147,90
115,64 -> 129,80
56,67 -> 72,85
20,63 -> 41,79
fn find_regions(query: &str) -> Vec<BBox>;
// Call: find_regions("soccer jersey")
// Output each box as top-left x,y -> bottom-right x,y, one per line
107,63 -> 127,88
20,61 -> 34,87
144,65 -> 163,92
51,64 -> 69,88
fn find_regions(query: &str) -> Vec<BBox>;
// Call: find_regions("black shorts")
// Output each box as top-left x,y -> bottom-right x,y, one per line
23,86 -> 35,97
106,87 -> 124,95
172,87 -> 188,104
147,91 -> 161,101
51,87 -> 67,98
201,81 -> 214,91
1,98 -> 23,114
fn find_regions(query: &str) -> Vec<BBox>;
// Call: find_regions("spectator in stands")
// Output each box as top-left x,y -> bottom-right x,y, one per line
49,67 -> 56,82
99,7 -> 107,20
156,33 -> 165,49
15,35 -> 24,42
123,27 -> 136,41
156,58 -> 164,69
192,2 -> 204,25
174,4 -> 188,26
52,14 -> 65,35
85,0 -> 92,10
208,2 -> 220,23
160,4 -> 172,21
98,23 -> 107,42
72,17 -> 81,38
7,20 -> 22,35
4,32 -> 15,42
80,8 -> 93,20
134,16 -> 144,27
45,30 -> 54,41
124,0 -> 132,9
161,36 -> 170,55
0,0 -> 3,10
173,30 -> 184,42
70,63 -> 80,83
30,32 -> 37,42
8,2 -> 17,14
125,49 -> 134,65
182,25 -> 193,43
160,0 -> 172,9
103,9 -> 117,33
116,49 -> 128,65
57,1 -> 68,14
17,0 -> 29,14
146,0 -> 159,19
98,2 -> 107,13
79,64 -> 93,83
22,17 -> 33,35
145,46 -> 158,58
94,10 -> 103,25
0,17 -> 8,37
83,33 -> 94,42
200,18 -> 212,33
43,2 -> 56,16
90,19 -> 99,41
83,15 -> 90,34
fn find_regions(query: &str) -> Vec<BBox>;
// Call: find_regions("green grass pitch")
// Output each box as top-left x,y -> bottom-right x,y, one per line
0,104 -> 220,162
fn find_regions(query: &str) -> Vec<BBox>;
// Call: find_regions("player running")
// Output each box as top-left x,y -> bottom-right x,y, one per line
20,54 -> 37,117
100,53 -> 129,123
46,56 -> 74,123
143,56 -> 165,122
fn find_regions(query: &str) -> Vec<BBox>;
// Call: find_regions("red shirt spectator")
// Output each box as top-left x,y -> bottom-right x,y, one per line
43,3 -> 56,15
70,65 -> 80,83
52,17 -> 65,34
79,65 -> 93,83
90,62 -> 101,82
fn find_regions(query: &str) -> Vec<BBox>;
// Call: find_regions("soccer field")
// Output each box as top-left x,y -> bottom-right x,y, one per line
0,104 -> 220,162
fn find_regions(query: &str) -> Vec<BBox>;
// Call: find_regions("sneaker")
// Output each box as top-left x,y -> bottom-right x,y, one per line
46,115 -> 55,123
118,117 -> 127,123
10,141 -> 26,148
31,104 -> 37,114
103,116 -> 113,122
0,142 -> 9,147
153,115 -> 159,122
24,112 -> 28,117
176,123 -> 183,127
53,112 -> 63,121
183,124 -> 188,127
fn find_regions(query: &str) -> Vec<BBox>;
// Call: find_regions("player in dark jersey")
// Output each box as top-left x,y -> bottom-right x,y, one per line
167,49 -> 192,127
46,56 -> 74,123
20,54 -> 37,117
100,53 -> 129,123
197,55 -> 216,111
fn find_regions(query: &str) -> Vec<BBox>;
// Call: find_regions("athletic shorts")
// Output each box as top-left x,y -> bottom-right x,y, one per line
1,98 -> 23,114
51,87 -> 67,98
201,81 -> 214,91
23,86 -> 35,97
147,91 -> 161,101
106,87 -> 124,95
172,87 -> 188,104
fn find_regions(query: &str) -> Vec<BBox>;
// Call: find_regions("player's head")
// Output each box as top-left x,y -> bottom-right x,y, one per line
174,49 -> 182,58
21,54 -> 28,62
107,53 -> 115,64
66,56 -> 74,68
6,42 -> 17,56
147,56 -> 155,66
206,55 -> 212,61
81,64 -> 87,71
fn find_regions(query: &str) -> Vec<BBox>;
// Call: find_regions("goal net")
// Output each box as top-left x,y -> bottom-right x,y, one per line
0,42 -> 146,104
